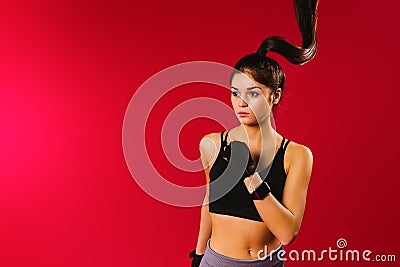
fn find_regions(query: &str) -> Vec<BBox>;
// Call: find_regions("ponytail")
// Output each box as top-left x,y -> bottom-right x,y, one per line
256,0 -> 319,65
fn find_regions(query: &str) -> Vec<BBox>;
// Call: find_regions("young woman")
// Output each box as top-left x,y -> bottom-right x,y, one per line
189,1 -> 319,266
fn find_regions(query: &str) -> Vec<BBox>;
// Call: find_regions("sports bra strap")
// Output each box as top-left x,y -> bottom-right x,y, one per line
220,130 -> 229,150
280,137 -> 286,149
283,139 -> 291,151
224,130 -> 230,141
220,131 -> 225,145
223,130 -> 230,143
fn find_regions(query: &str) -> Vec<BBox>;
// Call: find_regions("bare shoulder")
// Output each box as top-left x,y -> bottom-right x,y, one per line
285,139 -> 314,179
199,132 -> 222,168
286,140 -> 313,160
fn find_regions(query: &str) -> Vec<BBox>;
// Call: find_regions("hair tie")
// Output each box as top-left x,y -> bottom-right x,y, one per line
256,47 -> 270,57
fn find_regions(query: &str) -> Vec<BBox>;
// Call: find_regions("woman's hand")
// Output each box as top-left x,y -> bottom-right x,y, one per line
189,249 -> 204,267
243,172 -> 263,193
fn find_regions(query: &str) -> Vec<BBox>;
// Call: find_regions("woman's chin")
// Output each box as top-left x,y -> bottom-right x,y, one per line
238,117 -> 258,126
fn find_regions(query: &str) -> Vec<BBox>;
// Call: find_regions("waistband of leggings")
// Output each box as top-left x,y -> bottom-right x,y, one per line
206,239 -> 283,265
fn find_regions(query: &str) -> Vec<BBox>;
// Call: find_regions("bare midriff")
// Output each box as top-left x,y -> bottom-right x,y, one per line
210,212 -> 282,260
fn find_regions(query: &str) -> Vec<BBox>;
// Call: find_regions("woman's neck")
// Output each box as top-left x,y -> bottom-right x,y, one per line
242,117 -> 275,141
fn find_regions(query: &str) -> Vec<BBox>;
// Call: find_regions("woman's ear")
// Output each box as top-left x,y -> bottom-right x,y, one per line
272,88 -> 282,104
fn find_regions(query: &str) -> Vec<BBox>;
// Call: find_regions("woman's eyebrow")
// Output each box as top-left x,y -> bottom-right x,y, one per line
231,86 -> 262,90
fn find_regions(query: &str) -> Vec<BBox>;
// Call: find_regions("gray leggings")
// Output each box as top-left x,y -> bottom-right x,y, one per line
199,239 -> 285,267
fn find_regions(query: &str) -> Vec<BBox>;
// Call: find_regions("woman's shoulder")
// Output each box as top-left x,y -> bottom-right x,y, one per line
285,139 -> 313,157
200,131 -> 222,147
199,131 -> 223,167
284,138 -> 313,174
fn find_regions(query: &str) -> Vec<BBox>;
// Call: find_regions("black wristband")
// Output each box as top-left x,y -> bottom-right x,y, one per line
189,249 -> 204,267
251,180 -> 271,200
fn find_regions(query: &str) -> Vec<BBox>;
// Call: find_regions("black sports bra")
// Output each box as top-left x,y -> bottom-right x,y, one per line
208,130 -> 290,222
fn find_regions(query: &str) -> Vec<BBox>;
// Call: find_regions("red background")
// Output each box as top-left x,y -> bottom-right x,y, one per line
0,0 -> 399,266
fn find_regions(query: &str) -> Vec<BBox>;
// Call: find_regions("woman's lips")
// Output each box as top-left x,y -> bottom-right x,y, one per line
238,112 -> 249,117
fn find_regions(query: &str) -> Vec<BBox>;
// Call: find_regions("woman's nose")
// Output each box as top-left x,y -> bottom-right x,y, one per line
239,97 -> 248,107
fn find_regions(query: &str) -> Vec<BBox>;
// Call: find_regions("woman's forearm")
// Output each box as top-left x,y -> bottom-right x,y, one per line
253,194 -> 299,246
195,202 -> 212,254
245,148 -> 312,246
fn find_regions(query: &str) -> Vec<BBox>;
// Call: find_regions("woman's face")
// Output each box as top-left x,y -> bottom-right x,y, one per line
230,72 -> 278,125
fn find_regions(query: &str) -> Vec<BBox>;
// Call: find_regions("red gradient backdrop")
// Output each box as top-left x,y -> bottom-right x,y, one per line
0,1 -> 399,266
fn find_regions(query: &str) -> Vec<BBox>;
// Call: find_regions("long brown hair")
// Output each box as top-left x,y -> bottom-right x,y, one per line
230,0 -> 319,109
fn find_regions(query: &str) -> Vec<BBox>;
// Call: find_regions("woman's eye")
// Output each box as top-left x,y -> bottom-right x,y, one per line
232,91 -> 239,97
249,92 -> 259,97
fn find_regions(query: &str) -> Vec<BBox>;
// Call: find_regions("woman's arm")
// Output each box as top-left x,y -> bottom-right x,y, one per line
244,143 -> 313,246
194,134 -> 217,254
195,177 -> 211,254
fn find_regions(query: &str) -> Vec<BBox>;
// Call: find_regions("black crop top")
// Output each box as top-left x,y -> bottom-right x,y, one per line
208,130 -> 290,222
